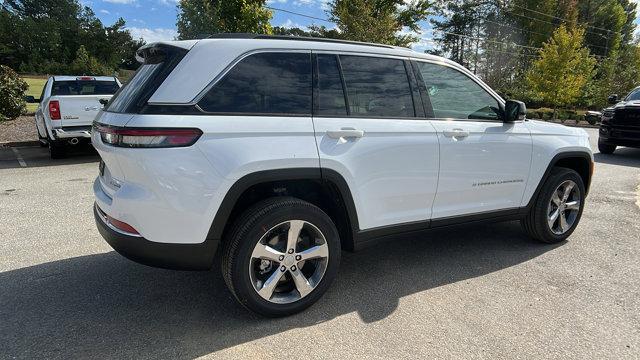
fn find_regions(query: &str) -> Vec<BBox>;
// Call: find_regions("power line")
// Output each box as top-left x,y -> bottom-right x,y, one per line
265,6 -> 334,24
510,3 -> 618,34
504,9 -> 610,39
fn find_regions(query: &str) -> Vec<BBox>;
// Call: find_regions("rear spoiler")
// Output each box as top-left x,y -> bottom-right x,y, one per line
135,40 -> 198,64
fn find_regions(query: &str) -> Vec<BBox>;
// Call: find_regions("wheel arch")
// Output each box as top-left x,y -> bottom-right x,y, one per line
206,168 -> 359,252
525,151 -> 593,210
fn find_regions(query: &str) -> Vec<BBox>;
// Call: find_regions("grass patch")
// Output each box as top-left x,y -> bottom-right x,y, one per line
23,77 -> 47,114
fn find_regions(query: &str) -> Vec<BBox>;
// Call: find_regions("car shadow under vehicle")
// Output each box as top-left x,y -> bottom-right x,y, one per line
0,221 -> 561,359
594,147 -> 640,167
0,144 -> 99,169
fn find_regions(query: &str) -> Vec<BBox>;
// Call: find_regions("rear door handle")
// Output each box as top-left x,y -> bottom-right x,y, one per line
442,128 -> 469,138
326,128 -> 365,139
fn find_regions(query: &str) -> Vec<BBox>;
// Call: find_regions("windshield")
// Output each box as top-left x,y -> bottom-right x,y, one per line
51,80 -> 119,96
625,88 -> 640,101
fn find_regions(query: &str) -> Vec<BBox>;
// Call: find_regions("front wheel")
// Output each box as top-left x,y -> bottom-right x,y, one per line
222,197 -> 341,317
598,139 -> 616,154
522,167 -> 585,244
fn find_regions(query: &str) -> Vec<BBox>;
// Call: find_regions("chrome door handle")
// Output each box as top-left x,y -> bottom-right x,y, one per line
443,128 -> 469,138
326,128 -> 365,139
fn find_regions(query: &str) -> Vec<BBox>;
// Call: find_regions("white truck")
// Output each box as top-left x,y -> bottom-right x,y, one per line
28,76 -> 121,158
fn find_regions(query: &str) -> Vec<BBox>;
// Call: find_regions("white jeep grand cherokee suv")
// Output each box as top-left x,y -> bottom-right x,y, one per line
92,35 -> 593,317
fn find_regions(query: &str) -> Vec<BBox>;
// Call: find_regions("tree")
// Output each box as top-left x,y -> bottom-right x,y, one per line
70,45 -> 112,75
176,0 -> 272,40
0,65 -> 28,121
326,0 -> 433,47
526,25 -> 596,115
0,0 -> 144,73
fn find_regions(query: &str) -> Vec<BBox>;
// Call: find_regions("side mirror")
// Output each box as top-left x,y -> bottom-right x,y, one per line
608,94 -> 619,105
503,100 -> 526,122
24,95 -> 39,103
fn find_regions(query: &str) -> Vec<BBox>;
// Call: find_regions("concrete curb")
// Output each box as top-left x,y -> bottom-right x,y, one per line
0,140 -> 41,148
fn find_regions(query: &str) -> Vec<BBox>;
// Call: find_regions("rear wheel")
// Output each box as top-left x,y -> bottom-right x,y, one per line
222,197 -> 341,317
522,167 -> 585,244
598,139 -> 616,154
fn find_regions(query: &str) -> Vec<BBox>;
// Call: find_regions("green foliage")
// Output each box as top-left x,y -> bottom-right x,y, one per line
526,26 -> 596,114
70,45 -> 113,75
327,0 -> 433,47
0,0 -> 143,74
177,0 -> 272,40
0,65 -> 28,121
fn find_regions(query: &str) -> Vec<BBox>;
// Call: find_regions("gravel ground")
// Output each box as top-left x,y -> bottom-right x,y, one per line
0,116 -> 37,144
0,128 -> 638,359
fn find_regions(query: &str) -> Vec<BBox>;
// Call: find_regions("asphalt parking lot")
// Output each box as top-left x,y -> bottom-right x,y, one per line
0,128 -> 639,359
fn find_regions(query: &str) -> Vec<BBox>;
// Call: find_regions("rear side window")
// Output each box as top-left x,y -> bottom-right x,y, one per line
316,54 -> 347,116
339,55 -> 414,118
199,52 -> 312,115
415,62 -> 500,120
106,45 -> 187,114
51,80 -> 119,96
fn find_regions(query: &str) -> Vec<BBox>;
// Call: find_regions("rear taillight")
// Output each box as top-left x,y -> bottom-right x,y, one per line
48,100 -> 61,120
94,124 -> 202,148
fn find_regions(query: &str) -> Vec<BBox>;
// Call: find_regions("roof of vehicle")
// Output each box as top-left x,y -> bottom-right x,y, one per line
52,76 -> 118,81
146,36 -> 472,104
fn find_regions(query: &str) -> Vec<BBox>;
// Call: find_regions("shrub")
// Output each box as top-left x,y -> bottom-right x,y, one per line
0,65 -> 28,121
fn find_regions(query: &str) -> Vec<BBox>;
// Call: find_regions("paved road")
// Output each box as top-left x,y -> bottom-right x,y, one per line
1,129 -> 639,359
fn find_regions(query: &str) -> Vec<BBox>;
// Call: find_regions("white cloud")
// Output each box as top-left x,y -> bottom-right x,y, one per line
159,0 -> 179,6
99,9 -> 110,14
102,0 -> 136,4
267,0 -> 287,4
126,27 -> 178,42
279,18 -> 308,30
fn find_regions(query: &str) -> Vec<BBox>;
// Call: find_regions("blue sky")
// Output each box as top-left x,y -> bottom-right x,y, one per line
91,0 -> 639,52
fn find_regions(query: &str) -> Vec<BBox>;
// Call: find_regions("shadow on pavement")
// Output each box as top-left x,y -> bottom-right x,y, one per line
594,147 -> 640,167
0,144 -> 99,170
0,221 -> 560,359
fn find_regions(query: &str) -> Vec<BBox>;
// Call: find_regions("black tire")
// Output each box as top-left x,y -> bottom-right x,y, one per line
598,140 -> 616,154
222,197 -> 341,317
522,167 -> 585,244
49,141 -> 66,159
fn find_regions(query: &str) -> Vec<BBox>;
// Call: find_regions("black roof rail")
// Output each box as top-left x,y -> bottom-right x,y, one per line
206,33 -> 399,49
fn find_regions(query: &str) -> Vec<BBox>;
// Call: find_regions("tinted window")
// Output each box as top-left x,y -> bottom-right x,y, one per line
416,62 -> 500,120
107,64 -> 162,113
625,88 -> 640,101
199,52 -> 312,114
339,55 -> 414,117
51,80 -> 119,96
316,54 -> 347,116
106,45 -> 187,114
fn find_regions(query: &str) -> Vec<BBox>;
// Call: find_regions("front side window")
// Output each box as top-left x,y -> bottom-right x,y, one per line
339,55 -> 415,118
199,52 -> 312,115
415,62 -> 500,120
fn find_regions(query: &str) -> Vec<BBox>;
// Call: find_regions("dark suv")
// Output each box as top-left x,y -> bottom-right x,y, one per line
598,87 -> 640,154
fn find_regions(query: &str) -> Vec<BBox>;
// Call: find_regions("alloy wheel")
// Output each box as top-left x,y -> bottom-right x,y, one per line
547,180 -> 581,235
249,220 -> 329,304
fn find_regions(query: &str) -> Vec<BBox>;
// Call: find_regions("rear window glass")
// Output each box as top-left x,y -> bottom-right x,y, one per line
105,45 -> 187,114
316,54 -> 347,116
106,64 -> 161,113
51,80 -> 119,96
198,52 -> 312,115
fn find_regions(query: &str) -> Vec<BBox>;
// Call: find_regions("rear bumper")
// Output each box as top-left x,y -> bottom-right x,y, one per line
53,128 -> 92,139
94,203 -> 219,270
